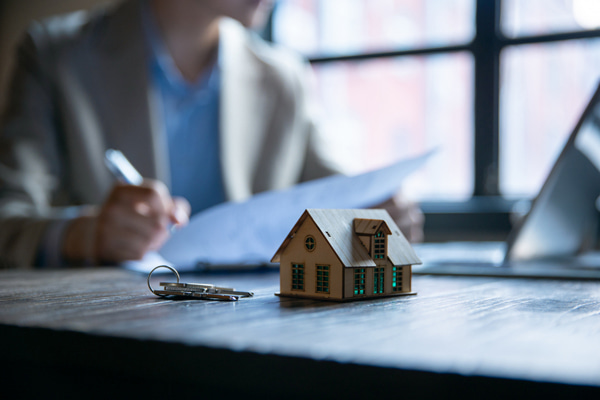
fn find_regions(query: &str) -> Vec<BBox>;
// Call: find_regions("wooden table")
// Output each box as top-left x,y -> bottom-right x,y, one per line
2,267 -> 600,398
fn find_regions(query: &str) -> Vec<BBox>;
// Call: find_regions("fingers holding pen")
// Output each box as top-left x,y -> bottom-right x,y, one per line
126,181 -> 191,227
95,180 -> 184,262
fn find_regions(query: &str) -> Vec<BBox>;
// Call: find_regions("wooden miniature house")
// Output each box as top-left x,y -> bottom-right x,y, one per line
272,209 -> 422,301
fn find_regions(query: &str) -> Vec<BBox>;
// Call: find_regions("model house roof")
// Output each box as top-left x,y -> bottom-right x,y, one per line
271,209 -> 422,267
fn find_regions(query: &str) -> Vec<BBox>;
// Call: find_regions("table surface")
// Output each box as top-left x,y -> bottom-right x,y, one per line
2,267 -> 600,396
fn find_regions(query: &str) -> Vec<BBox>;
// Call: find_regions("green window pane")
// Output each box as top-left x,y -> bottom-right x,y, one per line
291,263 -> 304,290
316,265 -> 330,293
305,236 -> 316,251
353,268 -> 366,296
392,267 -> 403,292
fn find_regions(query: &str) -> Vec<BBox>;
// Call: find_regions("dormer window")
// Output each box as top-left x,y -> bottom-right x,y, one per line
374,231 -> 386,259
353,218 -> 391,260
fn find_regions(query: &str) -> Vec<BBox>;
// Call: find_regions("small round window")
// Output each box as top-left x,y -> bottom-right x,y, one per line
305,236 -> 316,252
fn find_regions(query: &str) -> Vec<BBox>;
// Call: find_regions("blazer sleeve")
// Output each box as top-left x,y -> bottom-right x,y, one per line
294,61 -> 344,182
0,24 -> 68,269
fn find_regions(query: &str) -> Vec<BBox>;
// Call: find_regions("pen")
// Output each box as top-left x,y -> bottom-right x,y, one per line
104,149 -> 144,185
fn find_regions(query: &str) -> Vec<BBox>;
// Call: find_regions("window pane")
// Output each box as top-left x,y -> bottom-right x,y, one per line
499,39 -> 600,198
502,0 -> 600,38
312,53 -> 474,200
272,0 -> 475,57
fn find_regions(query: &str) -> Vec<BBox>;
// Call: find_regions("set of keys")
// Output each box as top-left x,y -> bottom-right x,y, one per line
147,265 -> 254,301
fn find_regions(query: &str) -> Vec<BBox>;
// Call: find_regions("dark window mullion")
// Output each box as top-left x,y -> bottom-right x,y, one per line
308,44 -> 472,64
499,29 -> 600,48
473,0 -> 501,196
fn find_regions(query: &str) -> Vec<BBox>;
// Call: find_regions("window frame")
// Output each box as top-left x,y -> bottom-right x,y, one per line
267,1 -> 600,239
374,267 -> 385,294
291,263 -> 305,291
304,235 -> 316,252
353,267 -> 366,296
316,264 -> 330,294
373,231 -> 386,259
392,266 -> 403,292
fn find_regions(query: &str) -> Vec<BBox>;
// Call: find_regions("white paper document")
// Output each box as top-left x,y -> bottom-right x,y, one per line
124,151 -> 432,272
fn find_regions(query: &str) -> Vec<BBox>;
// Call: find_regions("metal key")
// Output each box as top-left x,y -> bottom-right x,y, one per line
147,265 -> 254,301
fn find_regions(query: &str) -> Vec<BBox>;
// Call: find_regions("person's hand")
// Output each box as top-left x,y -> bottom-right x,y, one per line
63,180 -> 191,264
94,180 -> 190,262
372,191 -> 424,243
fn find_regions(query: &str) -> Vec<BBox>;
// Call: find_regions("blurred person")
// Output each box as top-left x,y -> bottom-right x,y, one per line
0,0 -> 423,268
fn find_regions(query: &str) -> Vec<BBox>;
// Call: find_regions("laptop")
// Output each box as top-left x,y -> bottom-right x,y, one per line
414,82 -> 600,280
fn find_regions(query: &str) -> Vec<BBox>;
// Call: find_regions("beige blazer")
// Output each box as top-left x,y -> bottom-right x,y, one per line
0,0 -> 339,268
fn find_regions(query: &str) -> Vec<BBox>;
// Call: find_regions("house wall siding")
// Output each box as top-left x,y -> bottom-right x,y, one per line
404,265 -> 412,292
279,217 -> 343,299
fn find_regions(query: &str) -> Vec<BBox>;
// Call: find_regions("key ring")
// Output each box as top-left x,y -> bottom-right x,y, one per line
147,265 -> 180,296
146,265 -> 253,301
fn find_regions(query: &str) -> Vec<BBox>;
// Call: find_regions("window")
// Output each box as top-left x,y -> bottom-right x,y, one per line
272,0 -> 475,201
291,263 -> 304,290
373,231 -> 386,259
305,235 -> 316,251
316,265 -> 330,293
374,267 -> 385,294
354,268 -> 366,295
392,266 -> 403,292
271,0 -> 600,238
500,38 -> 600,198
502,0 -> 600,38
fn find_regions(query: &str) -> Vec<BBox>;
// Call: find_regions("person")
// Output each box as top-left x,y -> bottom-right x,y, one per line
0,0 -> 423,269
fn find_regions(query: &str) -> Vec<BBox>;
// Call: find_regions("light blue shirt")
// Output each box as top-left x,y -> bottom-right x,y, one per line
141,1 -> 226,216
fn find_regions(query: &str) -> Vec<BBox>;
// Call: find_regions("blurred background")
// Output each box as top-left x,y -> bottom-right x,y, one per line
1,0 -> 600,241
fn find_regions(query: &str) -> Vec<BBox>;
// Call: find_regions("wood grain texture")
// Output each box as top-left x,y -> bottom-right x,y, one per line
1,268 -> 600,396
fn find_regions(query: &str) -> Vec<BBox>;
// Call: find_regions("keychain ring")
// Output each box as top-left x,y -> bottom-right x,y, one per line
147,265 -> 180,296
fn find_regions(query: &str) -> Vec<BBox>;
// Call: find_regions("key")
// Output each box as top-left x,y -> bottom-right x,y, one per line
147,265 -> 254,301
